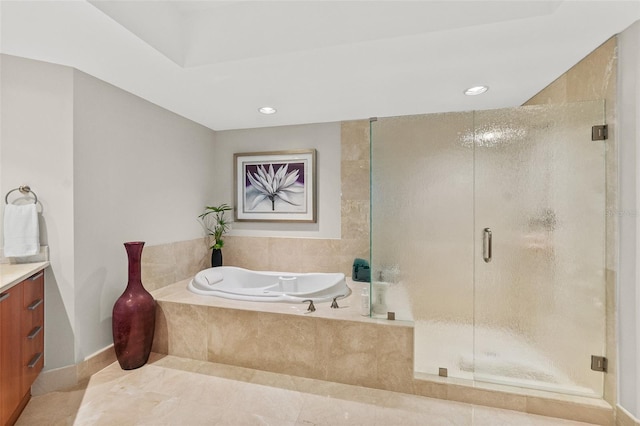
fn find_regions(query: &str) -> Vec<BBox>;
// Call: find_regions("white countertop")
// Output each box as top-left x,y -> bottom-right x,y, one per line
0,262 -> 49,293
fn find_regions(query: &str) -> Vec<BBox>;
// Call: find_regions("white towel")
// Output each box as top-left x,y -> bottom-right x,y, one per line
3,203 -> 39,257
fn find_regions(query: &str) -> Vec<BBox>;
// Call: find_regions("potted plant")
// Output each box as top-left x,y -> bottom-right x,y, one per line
199,203 -> 232,267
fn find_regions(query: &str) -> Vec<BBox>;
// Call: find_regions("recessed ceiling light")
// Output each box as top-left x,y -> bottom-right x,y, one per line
258,106 -> 277,115
464,86 -> 489,96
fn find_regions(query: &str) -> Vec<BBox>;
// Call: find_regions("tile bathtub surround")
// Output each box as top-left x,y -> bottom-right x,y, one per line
140,237 -> 211,291
152,279 -> 417,391
16,354 -> 594,426
152,280 -> 614,425
222,235 -> 365,277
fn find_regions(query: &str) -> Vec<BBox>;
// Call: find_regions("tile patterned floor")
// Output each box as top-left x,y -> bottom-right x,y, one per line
16,354 -> 593,426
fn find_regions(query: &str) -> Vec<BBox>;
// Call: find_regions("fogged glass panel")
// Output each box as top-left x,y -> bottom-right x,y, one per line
473,101 -> 605,396
371,113 -> 474,378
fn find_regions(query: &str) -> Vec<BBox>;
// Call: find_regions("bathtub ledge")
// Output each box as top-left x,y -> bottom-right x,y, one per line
152,277 -> 413,328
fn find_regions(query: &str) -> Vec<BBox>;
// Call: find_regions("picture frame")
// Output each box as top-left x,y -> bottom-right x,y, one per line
234,149 -> 317,223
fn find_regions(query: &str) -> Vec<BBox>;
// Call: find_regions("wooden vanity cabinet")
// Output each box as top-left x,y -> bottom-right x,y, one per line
0,270 -> 45,426
1,284 -> 24,426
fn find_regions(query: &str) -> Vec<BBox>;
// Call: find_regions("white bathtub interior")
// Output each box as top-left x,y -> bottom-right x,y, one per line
188,266 -> 351,303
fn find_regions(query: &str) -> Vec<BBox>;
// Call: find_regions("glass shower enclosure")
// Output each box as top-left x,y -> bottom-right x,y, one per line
370,101 -> 606,397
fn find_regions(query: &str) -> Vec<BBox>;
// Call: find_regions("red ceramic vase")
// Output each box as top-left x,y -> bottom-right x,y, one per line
112,241 -> 156,370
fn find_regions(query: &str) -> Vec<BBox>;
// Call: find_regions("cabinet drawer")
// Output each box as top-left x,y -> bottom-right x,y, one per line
21,270 -> 45,395
23,325 -> 44,366
22,271 -> 44,337
23,271 -> 44,310
22,326 -> 44,392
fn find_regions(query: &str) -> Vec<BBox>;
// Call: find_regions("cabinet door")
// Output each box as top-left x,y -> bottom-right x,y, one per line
22,272 -> 44,395
1,284 -> 23,425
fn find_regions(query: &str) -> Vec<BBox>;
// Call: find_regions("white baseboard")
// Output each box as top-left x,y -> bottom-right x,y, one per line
617,404 -> 640,426
31,344 -> 115,396
31,364 -> 77,396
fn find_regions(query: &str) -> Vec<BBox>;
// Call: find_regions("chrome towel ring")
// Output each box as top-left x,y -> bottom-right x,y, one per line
5,185 -> 38,204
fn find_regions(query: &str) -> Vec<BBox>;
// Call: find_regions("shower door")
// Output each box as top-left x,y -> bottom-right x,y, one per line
473,101 -> 606,397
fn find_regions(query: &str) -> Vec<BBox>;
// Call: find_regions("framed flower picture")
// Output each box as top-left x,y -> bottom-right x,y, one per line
234,149 -> 317,222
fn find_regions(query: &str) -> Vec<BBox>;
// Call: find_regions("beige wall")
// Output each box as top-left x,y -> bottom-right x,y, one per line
72,69 -> 216,362
0,54 -> 77,369
523,37 -> 618,407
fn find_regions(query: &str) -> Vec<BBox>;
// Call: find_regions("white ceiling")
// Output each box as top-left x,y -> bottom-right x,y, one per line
1,1 -> 639,131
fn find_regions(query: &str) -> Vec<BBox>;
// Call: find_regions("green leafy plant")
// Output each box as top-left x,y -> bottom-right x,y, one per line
198,204 -> 233,250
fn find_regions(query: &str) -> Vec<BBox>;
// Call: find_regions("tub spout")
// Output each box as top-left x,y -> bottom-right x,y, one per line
331,296 -> 340,309
303,299 -> 316,312
330,294 -> 348,309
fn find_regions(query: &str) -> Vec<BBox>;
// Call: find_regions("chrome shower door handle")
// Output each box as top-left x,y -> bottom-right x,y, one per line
483,228 -> 492,263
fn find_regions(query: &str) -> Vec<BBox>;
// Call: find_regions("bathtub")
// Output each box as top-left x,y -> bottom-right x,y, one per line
187,266 -> 351,303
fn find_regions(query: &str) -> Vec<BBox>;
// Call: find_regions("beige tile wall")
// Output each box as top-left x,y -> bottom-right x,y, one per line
141,238 -> 211,292
524,36 -> 618,407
